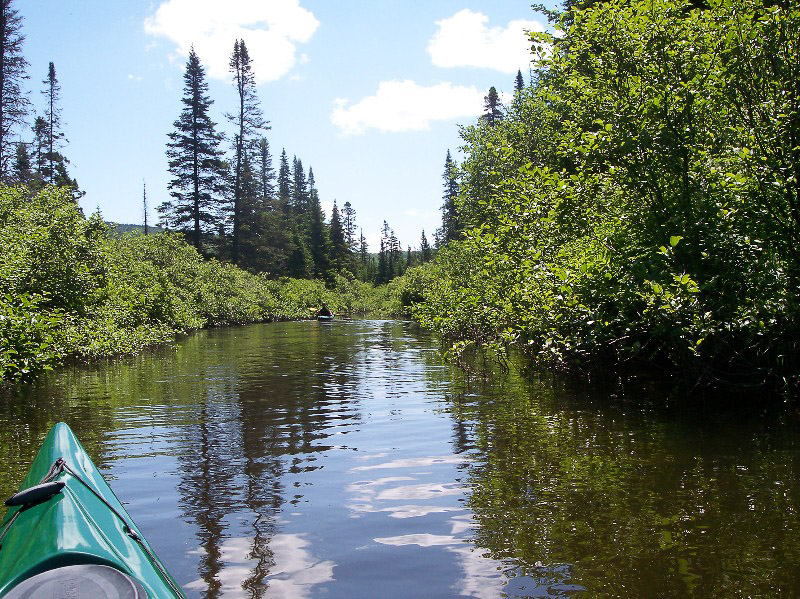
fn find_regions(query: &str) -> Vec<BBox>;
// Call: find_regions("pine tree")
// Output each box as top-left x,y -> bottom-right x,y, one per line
160,47 -> 225,250
287,225 -> 311,278
307,167 -> 329,278
256,137 -> 275,208
235,148 -> 263,269
420,229 -> 431,263
513,70 -> 525,109
227,39 -> 267,264
482,86 -> 502,126
359,228 -> 368,265
440,150 -> 460,243
277,148 -> 291,213
0,0 -> 29,182
291,156 -> 308,216
342,201 -> 357,250
40,62 -> 68,185
31,115 -> 45,176
328,199 -> 348,272
142,180 -> 148,235
377,236 -> 388,285
12,140 -> 32,185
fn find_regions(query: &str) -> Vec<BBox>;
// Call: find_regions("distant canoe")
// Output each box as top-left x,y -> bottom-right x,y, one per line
317,314 -> 335,321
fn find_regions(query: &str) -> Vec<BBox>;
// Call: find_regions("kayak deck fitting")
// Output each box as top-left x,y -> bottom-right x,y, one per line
0,422 -> 184,598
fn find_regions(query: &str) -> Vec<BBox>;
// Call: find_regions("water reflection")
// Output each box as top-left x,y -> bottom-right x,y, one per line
1,320 -> 799,597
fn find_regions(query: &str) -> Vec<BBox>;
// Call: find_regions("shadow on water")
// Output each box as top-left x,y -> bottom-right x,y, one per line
1,320 -> 799,597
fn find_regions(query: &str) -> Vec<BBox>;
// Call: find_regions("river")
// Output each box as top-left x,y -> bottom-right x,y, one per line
1,320 -> 798,597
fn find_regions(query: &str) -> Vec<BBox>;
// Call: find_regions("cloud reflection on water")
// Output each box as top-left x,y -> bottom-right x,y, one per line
185,533 -> 334,598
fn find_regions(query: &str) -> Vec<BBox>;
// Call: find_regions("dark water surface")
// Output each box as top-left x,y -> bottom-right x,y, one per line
1,320 -> 799,597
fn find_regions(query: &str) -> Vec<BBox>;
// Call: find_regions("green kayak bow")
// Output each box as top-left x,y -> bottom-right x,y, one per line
0,422 -> 184,598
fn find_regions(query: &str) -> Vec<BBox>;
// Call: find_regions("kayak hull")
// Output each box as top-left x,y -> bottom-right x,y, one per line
0,423 -> 183,597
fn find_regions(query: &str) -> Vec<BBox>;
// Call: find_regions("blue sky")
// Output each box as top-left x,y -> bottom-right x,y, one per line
17,0 -> 550,249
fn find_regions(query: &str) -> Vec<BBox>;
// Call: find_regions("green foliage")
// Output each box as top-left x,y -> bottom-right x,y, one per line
411,0 -> 800,390
0,293 -> 62,381
0,185 -> 397,384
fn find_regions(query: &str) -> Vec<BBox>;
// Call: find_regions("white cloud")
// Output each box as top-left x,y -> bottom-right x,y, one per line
144,0 -> 319,83
331,80 -> 486,136
428,9 -> 544,74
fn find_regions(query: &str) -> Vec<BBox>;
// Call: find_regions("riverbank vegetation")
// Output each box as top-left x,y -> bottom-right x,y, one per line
0,185 -> 399,383
407,0 -> 800,391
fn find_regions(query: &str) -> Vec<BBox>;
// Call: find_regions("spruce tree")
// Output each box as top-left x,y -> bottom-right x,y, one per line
227,39 -> 267,264
12,140 -> 32,185
287,226 -> 311,278
256,137 -> 275,208
328,199 -> 348,272
40,62 -> 69,185
420,229 -> 431,263
513,70 -> 525,109
0,0 -> 29,182
358,228 -> 369,279
377,236 -> 388,285
440,150 -> 460,243
160,47 -> 224,251
482,86 -> 502,126
31,115 -> 45,176
142,180 -> 148,235
307,167 -> 329,278
291,156 -> 308,216
277,148 -> 291,213
342,201 -> 357,250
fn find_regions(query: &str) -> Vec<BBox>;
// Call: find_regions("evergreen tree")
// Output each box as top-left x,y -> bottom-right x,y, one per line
160,47 -> 224,251
12,140 -> 32,185
41,62 -> 63,184
406,245 -> 413,270
235,148 -> 264,269
482,86 -> 502,126
287,225 -> 311,278
328,199 -> 348,272
30,115 -> 45,176
307,167 -> 329,278
377,236 -> 388,285
277,148 -> 291,213
142,180 -> 148,235
359,228 -> 368,265
291,156 -> 308,216
420,229 -> 431,263
227,39 -> 267,264
440,150 -> 460,243
342,201 -> 357,250
0,0 -> 29,182
513,69 -> 525,109
256,136 -> 275,208
357,228 -> 372,283
388,227 -> 401,277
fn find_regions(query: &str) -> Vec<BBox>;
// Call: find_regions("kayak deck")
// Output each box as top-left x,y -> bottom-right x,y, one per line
0,422 -> 184,597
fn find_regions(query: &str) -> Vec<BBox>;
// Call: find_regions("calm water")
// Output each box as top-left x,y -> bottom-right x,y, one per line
1,320 -> 799,597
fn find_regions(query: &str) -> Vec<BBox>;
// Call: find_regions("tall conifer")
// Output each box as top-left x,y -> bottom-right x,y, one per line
227,39 -> 266,264
257,137 -> 275,208
482,86 -> 502,126
277,148 -> 291,212
439,150 -> 460,243
0,0 -> 29,182
160,47 -> 224,251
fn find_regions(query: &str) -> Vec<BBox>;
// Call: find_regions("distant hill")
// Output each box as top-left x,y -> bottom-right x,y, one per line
107,222 -> 165,235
